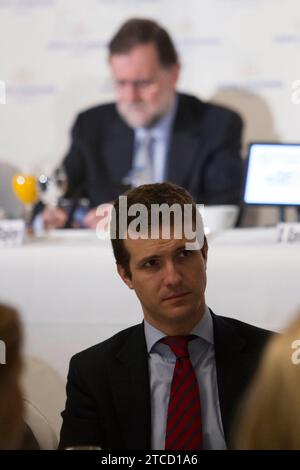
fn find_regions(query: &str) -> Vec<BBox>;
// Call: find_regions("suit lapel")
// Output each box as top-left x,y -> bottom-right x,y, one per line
109,324 -> 151,449
167,132 -> 199,186
102,114 -> 134,183
211,312 -> 254,445
166,94 -> 206,187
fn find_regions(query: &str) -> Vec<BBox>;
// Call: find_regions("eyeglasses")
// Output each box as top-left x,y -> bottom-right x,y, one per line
114,78 -> 159,92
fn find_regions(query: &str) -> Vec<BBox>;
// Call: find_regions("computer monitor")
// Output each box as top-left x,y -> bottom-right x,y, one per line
244,143 -> 300,206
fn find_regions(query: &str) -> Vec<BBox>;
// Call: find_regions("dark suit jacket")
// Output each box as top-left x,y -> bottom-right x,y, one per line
59,312 -> 271,450
63,93 -> 243,206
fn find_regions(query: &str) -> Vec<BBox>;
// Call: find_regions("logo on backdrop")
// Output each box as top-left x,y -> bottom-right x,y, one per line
0,80 -> 5,104
0,0 -> 56,8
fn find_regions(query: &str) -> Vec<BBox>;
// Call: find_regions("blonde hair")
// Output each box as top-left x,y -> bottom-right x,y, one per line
234,314 -> 300,449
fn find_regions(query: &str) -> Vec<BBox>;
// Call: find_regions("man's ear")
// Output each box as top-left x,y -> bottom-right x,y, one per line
201,236 -> 208,267
170,62 -> 180,87
117,264 -> 133,290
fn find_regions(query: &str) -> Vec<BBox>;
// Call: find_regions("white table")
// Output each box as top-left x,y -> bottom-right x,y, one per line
0,228 -> 299,379
206,228 -> 300,332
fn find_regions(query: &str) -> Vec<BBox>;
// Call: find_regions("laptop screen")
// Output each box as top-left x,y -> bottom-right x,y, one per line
244,143 -> 300,206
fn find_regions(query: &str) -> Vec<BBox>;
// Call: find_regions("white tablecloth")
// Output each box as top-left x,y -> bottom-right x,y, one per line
0,228 -> 299,378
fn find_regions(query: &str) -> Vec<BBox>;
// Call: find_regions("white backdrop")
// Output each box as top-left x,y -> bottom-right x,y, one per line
1,0 -> 300,172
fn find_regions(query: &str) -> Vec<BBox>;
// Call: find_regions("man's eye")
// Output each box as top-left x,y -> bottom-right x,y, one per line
144,259 -> 158,268
178,250 -> 191,258
138,80 -> 153,88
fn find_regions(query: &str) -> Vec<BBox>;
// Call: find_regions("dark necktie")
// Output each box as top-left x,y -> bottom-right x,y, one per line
161,335 -> 203,450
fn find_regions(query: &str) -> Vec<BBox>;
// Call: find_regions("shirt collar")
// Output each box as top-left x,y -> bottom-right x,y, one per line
144,305 -> 214,354
135,93 -> 178,142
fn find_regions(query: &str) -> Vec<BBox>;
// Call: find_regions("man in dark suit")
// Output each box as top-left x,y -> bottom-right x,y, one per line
43,18 -> 243,229
59,183 -> 271,450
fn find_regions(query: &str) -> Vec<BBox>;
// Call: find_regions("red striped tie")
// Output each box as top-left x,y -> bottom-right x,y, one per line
161,335 -> 202,450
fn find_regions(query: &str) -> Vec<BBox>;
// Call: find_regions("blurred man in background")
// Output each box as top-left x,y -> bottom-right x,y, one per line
42,18 -> 243,229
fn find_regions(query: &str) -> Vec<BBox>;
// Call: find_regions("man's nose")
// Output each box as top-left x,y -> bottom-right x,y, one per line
121,83 -> 140,102
163,261 -> 182,287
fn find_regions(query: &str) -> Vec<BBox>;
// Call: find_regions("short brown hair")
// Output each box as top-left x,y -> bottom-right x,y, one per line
110,182 -> 201,278
108,18 -> 178,68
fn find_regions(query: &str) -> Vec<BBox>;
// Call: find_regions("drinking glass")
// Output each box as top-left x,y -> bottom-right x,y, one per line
38,166 -> 68,209
12,173 -> 38,228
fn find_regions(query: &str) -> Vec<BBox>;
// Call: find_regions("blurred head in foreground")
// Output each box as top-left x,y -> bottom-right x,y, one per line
233,314 -> 300,449
0,304 -> 23,450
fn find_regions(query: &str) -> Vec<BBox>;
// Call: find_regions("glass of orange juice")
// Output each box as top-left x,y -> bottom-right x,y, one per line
12,173 -> 38,229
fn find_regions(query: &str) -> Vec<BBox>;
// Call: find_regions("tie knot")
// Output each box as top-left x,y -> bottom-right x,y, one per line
160,335 -> 194,358
138,130 -> 153,145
